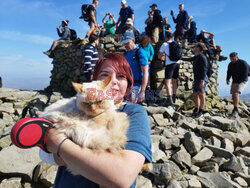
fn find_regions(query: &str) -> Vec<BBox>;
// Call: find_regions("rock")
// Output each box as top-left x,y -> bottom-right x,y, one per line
0,102 -> 15,114
135,175 -> 153,188
205,144 -> 233,158
200,161 -> 219,173
172,145 -> 192,168
39,165 -> 58,187
167,180 -> 182,188
152,114 -> 169,127
210,136 -> 221,148
184,131 -> 201,156
210,116 -> 238,132
197,171 -> 242,188
221,156 -> 248,174
192,147 -> 213,165
0,146 -> 41,182
188,178 -> 202,188
221,138 -> 234,153
152,161 -> 182,184
0,135 -> 12,149
190,165 -> 200,174
233,177 -> 248,187
197,125 -> 223,139
180,119 -> 198,130
0,178 -> 22,188
236,146 -> 250,157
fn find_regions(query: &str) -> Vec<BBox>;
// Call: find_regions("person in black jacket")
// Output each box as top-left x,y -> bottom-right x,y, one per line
182,43 -> 208,118
226,52 -> 249,116
171,4 -> 189,41
150,3 -> 162,44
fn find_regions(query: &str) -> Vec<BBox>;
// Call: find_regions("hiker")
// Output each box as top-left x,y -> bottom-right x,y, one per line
120,30 -> 149,103
139,35 -> 154,89
121,18 -> 140,44
116,0 -> 134,35
150,3 -> 163,44
171,3 -> 189,41
85,0 -> 99,39
83,34 -> 99,82
145,10 -> 153,38
226,52 -> 249,116
182,43 -> 209,118
158,33 -> 180,105
43,20 -> 71,57
102,13 -> 116,36
159,17 -> 171,41
0,76 -> 2,88
185,16 -> 197,44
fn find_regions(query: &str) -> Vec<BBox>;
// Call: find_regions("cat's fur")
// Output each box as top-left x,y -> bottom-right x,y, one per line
41,76 -> 129,154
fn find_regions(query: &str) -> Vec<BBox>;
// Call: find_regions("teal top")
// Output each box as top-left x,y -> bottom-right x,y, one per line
142,44 -> 154,61
104,20 -> 115,35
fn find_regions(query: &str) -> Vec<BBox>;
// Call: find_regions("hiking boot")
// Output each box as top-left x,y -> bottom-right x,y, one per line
230,108 -> 238,116
219,55 -> 228,61
43,50 -> 51,56
197,110 -> 203,118
165,97 -> 173,106
191,109 -> 199,118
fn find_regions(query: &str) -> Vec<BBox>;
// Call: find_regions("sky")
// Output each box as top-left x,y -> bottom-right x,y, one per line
0,0 -> 249,96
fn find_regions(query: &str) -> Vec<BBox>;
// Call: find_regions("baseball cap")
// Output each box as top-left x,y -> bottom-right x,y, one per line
150,3 -> 157,8
121,0 -> 127,4
120,30 -> 135,44
125,18 -> 133,25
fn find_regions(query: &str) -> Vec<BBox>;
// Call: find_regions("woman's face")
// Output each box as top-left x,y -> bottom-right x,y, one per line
97,62 -> 128,104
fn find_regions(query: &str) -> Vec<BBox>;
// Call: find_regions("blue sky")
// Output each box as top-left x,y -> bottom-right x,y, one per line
0,0 -> 249,96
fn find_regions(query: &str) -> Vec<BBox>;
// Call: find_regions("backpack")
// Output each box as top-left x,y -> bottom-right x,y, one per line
167,41 -> 183,61
79,4 -> 90,21
70,29 -> 77,40
204,55 -> 213,78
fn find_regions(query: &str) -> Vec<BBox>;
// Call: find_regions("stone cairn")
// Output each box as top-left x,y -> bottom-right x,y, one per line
0,36 -> 250,187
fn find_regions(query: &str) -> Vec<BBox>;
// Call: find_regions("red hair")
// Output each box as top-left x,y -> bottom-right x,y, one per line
92,52 -> 133,100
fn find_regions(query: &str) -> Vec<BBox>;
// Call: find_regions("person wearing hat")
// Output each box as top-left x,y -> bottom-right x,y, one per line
226,52 -> 249,116
182,43 -> 209,118
43,20 -> 71,57
116,0 -> 134,35
120,31 -> 149,103
121,18 -> 140,43
150,3 -> 163,44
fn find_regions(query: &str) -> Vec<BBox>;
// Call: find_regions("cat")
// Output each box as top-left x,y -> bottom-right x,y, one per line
41,76 -> 129,154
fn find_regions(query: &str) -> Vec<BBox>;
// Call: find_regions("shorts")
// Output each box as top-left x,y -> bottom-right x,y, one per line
230,81 -> 248,94
131,85 -> 141,101
165,63 -> 180,79
88,20 -> 95,27
116,24 -> 126,34
174,25 -> 184,38
152,27 -> 160,40
193,80 -> 208,93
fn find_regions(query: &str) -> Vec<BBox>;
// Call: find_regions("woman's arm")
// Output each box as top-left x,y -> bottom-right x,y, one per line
46,129 -> 145,187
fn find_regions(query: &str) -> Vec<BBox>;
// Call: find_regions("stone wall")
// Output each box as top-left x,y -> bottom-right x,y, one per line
48,36 -> 219,97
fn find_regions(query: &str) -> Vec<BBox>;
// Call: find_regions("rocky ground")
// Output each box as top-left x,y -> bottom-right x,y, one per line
0,87 -> 250,188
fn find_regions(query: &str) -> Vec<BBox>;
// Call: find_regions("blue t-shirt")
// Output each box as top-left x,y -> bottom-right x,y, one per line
142,44 -> 154,62
53,102 -> 152,188
125,47 -> 148,86
119,6 -> 134,25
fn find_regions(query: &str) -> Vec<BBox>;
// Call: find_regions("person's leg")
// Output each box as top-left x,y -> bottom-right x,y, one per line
171,63 -> 179,103
50,40 -> 58,51
86,22 -> 95,38
165,79 -> 172,96
198,92 -> 205,109
232,91 -> 239,108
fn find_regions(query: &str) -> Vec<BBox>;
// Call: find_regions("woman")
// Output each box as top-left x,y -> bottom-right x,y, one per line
41,52 -> 152,188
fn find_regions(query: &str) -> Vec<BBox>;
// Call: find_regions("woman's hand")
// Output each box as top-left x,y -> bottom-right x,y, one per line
46,128 -> 67,154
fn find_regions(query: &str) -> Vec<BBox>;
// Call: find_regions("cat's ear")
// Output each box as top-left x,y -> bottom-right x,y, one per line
72,82 -> 83,93
102,75 -> 112,88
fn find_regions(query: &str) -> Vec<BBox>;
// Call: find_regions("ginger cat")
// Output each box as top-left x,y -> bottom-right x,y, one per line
41,76 -> 129,155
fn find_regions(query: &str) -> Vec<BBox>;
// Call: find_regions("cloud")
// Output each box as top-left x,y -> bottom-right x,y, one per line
0,30 -> 54,45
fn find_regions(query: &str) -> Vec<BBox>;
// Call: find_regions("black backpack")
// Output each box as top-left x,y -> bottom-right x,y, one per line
70,29 -> 77,40
80,4 -> 90,21
167,41 -> 183,61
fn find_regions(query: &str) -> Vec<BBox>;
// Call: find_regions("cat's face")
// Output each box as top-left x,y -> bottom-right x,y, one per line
72,76 -> 114,116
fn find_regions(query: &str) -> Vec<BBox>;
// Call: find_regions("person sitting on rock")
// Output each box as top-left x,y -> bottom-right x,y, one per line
226,52 -> 249,116
182,43 -> 209,118
102,13 -> 116,36
158,33 -> 180,105
116,0 -> 134,35
43,20 -> 71,57
185,16 -> 197,44
83,34 -> 99,82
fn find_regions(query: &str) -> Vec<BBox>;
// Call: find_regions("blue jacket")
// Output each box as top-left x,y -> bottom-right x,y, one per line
173,10 -> 189,29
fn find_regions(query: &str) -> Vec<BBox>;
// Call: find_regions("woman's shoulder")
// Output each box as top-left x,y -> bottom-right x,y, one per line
123,102 -> 147,116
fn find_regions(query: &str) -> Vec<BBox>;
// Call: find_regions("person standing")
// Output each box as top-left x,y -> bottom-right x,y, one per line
43,20 -> 71,57
145,10 -> 153,38
159,16 -> 171,41
83,34 -> 99,81
102,13 -> 116,36
182,43 -> 209,118
226,52 -> 249,116
150,3 -> 163,44
158,33 -> 180,105
116,0 -> 134,35
120,31 -> 149,103
85,0 -> 99,39
171,3 -> 189,41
